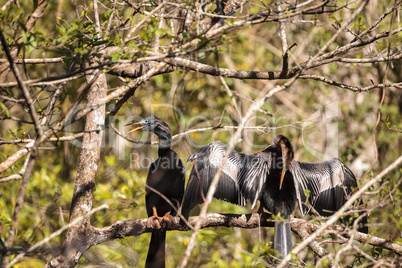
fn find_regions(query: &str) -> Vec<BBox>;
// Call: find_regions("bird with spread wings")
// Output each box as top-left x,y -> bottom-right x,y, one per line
181,134 -> 367,258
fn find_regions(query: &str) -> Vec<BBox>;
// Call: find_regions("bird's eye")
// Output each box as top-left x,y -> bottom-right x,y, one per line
143,119 -> 148,124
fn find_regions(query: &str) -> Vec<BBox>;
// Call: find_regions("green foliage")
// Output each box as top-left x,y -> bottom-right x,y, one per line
0,0 -> 401,267
328,15 -> 344,30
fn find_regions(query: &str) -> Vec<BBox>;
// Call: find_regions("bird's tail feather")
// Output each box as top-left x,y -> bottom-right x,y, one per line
145,231 -> 166,268
274,220 -> 292,259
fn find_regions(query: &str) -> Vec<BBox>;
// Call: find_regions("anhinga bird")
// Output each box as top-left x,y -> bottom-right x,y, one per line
181,134 -> 367,258
127,116 -> 185,268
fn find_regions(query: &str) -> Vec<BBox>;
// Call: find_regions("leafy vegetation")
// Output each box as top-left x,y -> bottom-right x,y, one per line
0,0 -> 401,267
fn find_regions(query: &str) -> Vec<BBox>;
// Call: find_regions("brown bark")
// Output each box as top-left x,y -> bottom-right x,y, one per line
29,213 -> 402,267
108,61 -> 175,78
89,214 -> 402,256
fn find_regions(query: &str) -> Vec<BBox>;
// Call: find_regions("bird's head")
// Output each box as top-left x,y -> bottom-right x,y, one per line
126,116 -> 171,138
273,134 -> 294,190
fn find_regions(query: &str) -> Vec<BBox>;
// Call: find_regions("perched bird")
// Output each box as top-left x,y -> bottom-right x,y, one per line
127,116 -> 185,268
181,134 -> 367,258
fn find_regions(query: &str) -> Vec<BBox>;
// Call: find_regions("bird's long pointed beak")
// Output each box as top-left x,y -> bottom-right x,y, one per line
128,126 -> 143,133
279,168 -> 286,190
126,122 -> 143,133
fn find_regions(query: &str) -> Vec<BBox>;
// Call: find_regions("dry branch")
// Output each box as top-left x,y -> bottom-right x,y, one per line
10,212 -> 402,267
93,213 -> 275,245
0,153 -> 31,183
0,29 -> 43,139
0,58 -> 63,64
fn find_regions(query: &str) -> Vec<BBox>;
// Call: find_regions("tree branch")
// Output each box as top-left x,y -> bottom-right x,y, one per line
0,29 -> 43,139
12,211 -> 402,267
0,0 -> 48,82
0,153 -> 31,183
0,133 -> 85,146
0,58 -> 63,64
300,75 -> 402,92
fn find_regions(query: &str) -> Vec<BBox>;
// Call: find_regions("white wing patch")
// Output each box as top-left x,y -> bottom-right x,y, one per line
208,145 -> 240,181
291,158 -> 353,215
239,153 -> 272,209
318,159 -> 345,193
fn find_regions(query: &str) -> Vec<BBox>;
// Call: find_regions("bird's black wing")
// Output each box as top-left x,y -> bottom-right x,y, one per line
238,151 -> 273,209
181,141 -> 246,218
290,158 -> 358,216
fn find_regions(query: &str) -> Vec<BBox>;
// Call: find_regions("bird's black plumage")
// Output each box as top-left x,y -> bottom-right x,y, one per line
181,140 -> 245,219
181,134 -> 367,258
128,116 -> 185,268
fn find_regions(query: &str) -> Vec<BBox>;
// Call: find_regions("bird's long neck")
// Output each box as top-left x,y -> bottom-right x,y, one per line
274,135 -> 294,168
155,131 -> 172,156
280,142 -> 294,168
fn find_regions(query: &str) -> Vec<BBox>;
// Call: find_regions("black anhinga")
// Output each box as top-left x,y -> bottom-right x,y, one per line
181,134 -> 367,258
128,116 -> 185,268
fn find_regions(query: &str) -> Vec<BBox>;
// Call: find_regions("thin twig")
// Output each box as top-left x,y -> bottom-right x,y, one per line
40,83 -> 64,126
125,3 -> 167,43
0,153 -> 31,183
0,29 -> 43,139
0,133 -> 84,146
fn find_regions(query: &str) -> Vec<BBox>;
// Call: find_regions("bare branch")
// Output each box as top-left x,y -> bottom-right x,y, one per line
0,58 -> 64,64
0,153 -> 31,183
300,75 -> 402,92
0,0 -> 49,82
0,74 -> 84,88
291,217 -> 328,257
110,62 -> 167,116
93,0 -> 101,33
108,48 -> 402,86
12,211 -> 402,267
92,213 -> 275,246
40,83 -> 64,126
163,56 -> 297,79
0,133 -> 85,146
316,26 -> 402,63
0,146 -> 31,174
0,29 -> 43,139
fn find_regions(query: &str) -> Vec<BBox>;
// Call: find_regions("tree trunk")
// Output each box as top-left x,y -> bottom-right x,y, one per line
45,69 -> 107,267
